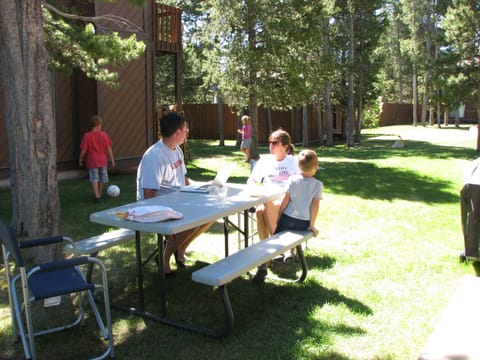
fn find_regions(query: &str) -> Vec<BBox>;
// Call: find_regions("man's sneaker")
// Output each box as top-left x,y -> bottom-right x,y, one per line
253,265 -> 267,283
94,197 -> 102,203
283,249 -> 295,264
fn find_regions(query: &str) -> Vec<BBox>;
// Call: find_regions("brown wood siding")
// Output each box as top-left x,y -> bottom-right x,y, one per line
97,57 -> 149,159
380,102 -> 479,126
74,71 -> 99,147
182,103 -> 237,140
380,103 -> 415,126
464,108 -> 478,122
54,73 -> 74,165
0,77 -> 7,171
96,1 -> 153,163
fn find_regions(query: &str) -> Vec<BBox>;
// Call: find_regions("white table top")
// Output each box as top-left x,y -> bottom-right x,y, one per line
90,183 -> 283,234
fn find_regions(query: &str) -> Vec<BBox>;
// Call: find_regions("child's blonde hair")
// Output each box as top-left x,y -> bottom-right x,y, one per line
241,115 -> 250,124
298,149 -> 318,172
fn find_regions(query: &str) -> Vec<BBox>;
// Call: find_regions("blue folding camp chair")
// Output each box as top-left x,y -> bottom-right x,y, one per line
0,219 -> 114,359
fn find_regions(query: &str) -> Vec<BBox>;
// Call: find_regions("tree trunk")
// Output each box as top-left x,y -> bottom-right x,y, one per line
476,92 -> 480,151
217,97 -> 224,146
266,107 -> 272,135
316,95 -> 324,146
346,10 -> 354,147
324,83 -> 333,146
0,0 -> 61,262
412,72 -> 418,126
355,65 -> 364,144
249,91 -> 259,160
321,29 -> 333,146
421,72 -> 429,127
236,111 -> 242,147
355,94 -> 363,144
436,101 -> 441,128
395,17 -> 403,102
302,104 -> 308,146
290,109 -> 295,138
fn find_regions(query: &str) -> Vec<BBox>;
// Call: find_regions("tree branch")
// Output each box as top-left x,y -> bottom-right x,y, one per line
43,2 -> 145,35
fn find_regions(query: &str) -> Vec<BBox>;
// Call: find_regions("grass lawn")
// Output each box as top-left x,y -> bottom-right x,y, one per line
0,124 -> 478,359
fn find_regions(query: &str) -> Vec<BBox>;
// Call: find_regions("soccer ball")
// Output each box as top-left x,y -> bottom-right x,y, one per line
107,185 -> 120,197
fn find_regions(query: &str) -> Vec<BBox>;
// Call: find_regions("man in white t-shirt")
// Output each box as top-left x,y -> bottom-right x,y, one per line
136,112 -> 211,276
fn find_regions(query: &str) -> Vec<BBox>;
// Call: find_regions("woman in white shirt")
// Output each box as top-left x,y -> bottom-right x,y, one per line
248,128 -> 299,242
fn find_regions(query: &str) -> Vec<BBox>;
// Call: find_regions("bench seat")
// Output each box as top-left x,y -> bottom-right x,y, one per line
190,230 -> 312,337
66,228 -> 135,256
192,230 -> 313,287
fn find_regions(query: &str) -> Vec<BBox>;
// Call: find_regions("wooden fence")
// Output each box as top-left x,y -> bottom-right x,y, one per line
380,102 -> 478,126
180,103 -> 344,145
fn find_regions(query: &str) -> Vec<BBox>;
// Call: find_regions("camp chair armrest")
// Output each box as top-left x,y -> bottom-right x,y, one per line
35,256 -> 90,272
20,235 -> 66,249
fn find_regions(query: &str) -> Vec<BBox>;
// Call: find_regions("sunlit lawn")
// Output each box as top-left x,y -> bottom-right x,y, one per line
0,124 -> 478,359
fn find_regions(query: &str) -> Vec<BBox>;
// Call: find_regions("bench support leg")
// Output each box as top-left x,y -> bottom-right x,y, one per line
296,245 -> 308,283
220,285 -> 234,336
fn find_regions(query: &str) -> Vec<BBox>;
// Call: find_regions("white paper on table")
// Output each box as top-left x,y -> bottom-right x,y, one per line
125,206 -> 183,223
179,183 -> 210,193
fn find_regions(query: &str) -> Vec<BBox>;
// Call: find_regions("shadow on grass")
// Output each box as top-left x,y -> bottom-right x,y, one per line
0,241 -> 372,359
94,244 -> 370,359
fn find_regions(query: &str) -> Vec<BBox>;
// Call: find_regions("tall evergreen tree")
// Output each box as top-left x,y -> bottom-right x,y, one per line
442,0 -> 480,148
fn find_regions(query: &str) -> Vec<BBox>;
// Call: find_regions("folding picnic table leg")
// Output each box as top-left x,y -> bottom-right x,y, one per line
295,245 -> 308,283
223,217 -> 229,257
135,231 -> 145,311
157,233 -> 167,316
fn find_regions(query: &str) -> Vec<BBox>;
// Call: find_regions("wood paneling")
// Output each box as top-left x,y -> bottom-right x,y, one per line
0,76 -> 7,172
96,1 -> 152,162
181,104 -> 342,144
380,103 -> 415,126
182,103 -> 238,140
54,73 -> 74,164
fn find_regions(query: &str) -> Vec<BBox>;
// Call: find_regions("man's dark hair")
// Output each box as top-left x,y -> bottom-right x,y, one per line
160,112 -> 186,137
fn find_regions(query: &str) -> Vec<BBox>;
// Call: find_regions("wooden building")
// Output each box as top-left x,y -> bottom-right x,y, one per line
0,1 -> 182,179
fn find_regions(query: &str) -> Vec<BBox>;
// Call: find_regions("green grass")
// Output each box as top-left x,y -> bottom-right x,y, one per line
0,125 -> 478,359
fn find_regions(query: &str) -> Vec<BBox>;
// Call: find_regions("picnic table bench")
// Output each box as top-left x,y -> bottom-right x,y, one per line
65,228 -> 135,256
65,228 -> 135,280
192,230 -> 313,336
